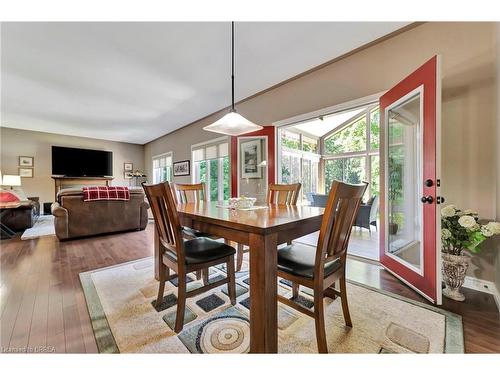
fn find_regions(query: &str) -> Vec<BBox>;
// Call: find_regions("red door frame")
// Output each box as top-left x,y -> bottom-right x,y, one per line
230,126 -> 276,197
379,56 -> 441,304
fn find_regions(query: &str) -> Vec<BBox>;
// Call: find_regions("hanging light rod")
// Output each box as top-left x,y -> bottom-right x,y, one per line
203,21 -> 263,136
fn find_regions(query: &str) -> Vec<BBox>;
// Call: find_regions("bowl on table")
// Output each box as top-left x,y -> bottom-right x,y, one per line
228,197 -> 257,209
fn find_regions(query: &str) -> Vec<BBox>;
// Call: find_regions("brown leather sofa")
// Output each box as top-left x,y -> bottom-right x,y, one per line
51,187 -> 149,240
0,197 -> 40,231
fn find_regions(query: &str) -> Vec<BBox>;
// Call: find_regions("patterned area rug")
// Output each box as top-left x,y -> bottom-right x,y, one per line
80,257 -> 463,354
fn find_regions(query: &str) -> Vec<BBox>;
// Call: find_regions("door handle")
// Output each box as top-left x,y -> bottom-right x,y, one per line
420,195 -> 434,204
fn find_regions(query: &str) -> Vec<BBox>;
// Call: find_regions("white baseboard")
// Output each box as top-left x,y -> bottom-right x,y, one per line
463,276 -> 500,312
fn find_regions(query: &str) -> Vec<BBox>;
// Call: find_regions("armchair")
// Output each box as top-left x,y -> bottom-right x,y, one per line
353,195 -> 379,232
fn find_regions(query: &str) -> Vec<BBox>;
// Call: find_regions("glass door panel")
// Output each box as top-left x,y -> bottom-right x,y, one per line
387,93 -> 422,272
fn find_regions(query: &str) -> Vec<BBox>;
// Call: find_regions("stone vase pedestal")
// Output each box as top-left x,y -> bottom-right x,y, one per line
442,253 -> 469,302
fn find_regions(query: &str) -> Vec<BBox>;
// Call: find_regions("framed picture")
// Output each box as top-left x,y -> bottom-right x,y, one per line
19,168 -> 34,178
19,156 -> 34,167
124,162 -> 133,171
241,139 -> 262,178
173,160 -> 190,176
124,171 -> 133,179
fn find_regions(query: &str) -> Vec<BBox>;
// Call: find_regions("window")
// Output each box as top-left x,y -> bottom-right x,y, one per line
324,115 -> 367,154
279,129 -> 320,201
370,107 -> 380,150
192,140 -> 230,201
152,153 -> 172,183
325,157 -> 366,191
323,106 -> 379,201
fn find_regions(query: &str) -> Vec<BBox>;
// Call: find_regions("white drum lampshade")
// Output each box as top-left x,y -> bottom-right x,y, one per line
2,175 -> 22,188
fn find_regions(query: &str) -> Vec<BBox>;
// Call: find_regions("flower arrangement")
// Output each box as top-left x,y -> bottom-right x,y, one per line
441,205 -> 500,256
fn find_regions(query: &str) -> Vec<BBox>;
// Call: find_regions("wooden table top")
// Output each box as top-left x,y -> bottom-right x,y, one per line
177,201 -> 324,234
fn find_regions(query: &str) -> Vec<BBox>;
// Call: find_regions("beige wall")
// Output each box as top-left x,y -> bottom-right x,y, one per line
145,22 -> 499,282
0,127 -> 144,207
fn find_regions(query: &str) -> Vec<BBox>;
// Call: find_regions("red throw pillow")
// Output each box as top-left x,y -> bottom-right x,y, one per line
0,191 -> 21,203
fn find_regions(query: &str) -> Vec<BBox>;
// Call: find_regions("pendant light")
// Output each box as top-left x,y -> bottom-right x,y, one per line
203,22 -> 262,136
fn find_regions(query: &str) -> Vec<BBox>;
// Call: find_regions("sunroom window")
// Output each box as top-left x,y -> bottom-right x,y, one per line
278,104 -> 380,203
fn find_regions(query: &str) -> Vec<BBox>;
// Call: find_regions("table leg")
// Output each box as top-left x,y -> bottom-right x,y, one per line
249,232 -> 278,353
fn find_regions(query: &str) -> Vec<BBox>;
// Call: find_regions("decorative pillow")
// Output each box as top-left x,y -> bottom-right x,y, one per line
0,189 -> 21,203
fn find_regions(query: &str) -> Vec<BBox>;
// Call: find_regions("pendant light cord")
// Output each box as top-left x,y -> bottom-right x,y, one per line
231,21 -> 235,112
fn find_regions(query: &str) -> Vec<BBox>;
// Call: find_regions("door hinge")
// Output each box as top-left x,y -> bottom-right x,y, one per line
436,179 -> 441,187
436,196 -> 445,204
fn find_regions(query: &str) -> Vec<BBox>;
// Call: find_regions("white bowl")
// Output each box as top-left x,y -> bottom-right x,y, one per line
229,197 -> 256,209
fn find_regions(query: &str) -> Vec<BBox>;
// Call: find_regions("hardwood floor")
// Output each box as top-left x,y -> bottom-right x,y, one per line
1,223 -> 498,353
295,228 -> 379,260
1,225 -> 154,353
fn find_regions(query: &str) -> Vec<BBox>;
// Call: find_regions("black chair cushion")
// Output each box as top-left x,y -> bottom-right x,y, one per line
277,243 -> 342,279
166,237 -> 235,265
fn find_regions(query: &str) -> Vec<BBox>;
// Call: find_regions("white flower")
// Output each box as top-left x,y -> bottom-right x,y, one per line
481,226 -> 494,237
441,228 -> 451,240
458,215 -> 477,229
484,221 -> 500,235
441,205 -> 456,218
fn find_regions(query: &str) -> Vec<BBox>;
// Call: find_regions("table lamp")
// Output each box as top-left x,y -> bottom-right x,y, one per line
2,175 -> 22,189
0,175 -> 22,203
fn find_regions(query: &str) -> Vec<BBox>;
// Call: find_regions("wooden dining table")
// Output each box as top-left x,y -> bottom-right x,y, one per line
153,201 -> 324,353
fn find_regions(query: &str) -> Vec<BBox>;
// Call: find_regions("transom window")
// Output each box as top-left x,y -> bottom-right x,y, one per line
152,153 -> 172,183
192,139 -> 230,201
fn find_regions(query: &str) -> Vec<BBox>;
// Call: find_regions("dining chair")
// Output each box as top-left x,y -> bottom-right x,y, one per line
173,182 -> 227,283
266,183 -> 302,205
143,182 -> 236,333
235,183 -> 302,271
276,180 -> 367,353
173,182 -> 205,204
173,183 -> 213,239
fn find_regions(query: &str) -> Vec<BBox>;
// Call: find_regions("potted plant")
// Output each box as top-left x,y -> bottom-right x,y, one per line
441,205 -> 500,301
388,156 -> 403,235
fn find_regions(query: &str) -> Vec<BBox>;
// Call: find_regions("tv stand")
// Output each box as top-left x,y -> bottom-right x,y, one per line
52,176 -> 114,200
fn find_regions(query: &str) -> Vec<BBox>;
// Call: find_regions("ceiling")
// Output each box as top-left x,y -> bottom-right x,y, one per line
292,107 -> 367,137
1,22 -> 410,144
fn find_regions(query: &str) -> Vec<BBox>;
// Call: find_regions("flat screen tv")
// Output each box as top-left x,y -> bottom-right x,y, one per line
52,146 -> 113,177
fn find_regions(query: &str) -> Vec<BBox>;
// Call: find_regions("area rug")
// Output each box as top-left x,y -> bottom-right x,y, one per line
21,215 -> 55,240
80,257 -> 464,354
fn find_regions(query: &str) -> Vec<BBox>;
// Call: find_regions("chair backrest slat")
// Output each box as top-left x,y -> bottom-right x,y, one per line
267,183 -> 301,205
315,181 -> 368,275
174,183 -> 205,204
142,182 -> 185,263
